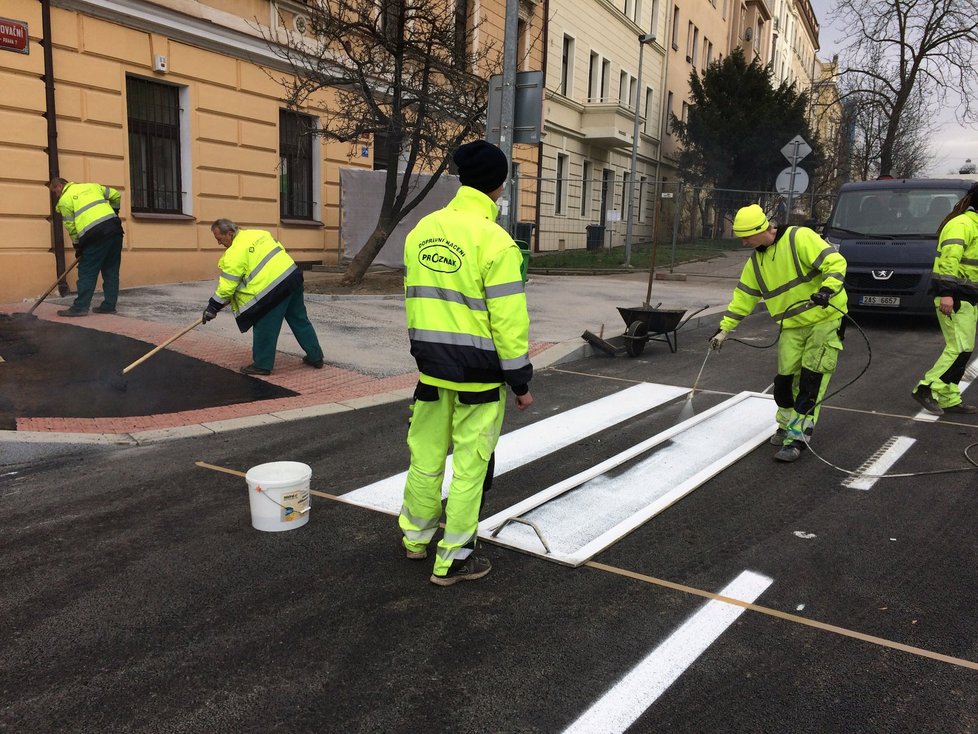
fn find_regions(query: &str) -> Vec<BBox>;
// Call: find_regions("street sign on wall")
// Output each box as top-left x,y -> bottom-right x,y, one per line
0,17 -> 29,54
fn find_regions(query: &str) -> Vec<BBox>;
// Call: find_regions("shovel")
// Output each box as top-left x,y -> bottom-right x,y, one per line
122,317 -> 204,375
14,259 -> 80,320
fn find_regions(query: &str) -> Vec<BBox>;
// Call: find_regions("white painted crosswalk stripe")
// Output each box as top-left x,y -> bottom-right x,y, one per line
842,435 -> 916,490
339,382 -> 688,514
562,570 -> 774,734
480,392 -> 774,566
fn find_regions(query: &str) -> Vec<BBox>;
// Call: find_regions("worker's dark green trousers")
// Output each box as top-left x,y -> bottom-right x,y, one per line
72,234 -> 123,312
250,285 -> 323,370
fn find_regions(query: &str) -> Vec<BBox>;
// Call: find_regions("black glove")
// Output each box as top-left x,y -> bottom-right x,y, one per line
202,308 -> 218,323
810,287 -> 833,307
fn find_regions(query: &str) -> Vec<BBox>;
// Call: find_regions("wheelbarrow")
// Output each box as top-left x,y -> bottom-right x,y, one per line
617,304 -> 709,357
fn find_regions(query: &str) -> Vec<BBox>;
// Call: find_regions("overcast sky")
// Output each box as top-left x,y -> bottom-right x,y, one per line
808,0 -> 977,176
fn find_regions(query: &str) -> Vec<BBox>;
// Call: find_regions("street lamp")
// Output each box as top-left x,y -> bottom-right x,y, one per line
624,32 -> 657,267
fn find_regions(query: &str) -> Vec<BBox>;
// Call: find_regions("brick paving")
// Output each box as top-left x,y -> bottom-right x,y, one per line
8,303 -> 555,434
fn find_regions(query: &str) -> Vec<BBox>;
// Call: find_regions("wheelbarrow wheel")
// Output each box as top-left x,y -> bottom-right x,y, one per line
624,320 -> 648,357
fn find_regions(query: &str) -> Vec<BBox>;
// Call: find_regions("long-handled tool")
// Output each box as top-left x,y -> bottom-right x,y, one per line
687,347 -> 712,401
122,317 -> 203,374
15,259 -> 80,320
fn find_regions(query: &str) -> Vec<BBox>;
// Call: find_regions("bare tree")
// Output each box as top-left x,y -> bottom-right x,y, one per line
833,0 -> 978,176
267,1 -> 499,284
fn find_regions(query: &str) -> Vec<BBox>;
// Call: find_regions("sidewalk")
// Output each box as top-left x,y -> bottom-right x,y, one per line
0,251 -> 747,446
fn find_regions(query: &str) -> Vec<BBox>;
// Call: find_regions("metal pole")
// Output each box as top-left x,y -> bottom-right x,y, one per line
624,33 -> 655,267
497,0 -> 519,234
670,183 -> 683,270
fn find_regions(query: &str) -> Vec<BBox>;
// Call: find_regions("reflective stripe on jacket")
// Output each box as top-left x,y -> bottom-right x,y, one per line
56,182 -> 122,248
932,210 -> 978,299
720,225 -> 848,331
211,229 -> 298,332
404,185 -> 532,393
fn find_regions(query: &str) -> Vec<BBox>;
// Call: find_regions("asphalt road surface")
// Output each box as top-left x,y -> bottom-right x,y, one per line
2,310 -> 977,733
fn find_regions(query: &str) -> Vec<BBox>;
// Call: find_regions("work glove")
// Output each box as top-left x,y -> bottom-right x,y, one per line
709,329 -> 728,351
810,287 -> 833,307
202,308 -> 218,324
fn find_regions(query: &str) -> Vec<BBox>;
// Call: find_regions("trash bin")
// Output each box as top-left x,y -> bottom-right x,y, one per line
514,240 -> 531,282
586,224 -> 605,251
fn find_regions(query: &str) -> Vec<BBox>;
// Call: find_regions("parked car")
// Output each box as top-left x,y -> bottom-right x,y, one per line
822,178 -> 974,315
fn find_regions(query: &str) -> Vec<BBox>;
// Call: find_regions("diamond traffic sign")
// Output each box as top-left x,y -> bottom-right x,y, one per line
781,135 -> 811,164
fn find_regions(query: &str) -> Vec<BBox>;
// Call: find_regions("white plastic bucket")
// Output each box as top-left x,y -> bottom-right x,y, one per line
245,461 -> 312,532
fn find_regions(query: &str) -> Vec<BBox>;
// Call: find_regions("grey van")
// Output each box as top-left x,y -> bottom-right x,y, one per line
822,178 -> 974,315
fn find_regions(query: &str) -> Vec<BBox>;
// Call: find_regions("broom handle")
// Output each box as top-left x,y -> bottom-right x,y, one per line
28,258 -> 80,315
122,318 -> 202,374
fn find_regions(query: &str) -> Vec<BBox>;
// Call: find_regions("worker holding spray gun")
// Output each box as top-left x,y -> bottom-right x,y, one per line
709,204 -> 848,463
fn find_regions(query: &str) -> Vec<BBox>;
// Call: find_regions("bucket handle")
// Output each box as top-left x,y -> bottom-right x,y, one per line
255,484 -> 311,516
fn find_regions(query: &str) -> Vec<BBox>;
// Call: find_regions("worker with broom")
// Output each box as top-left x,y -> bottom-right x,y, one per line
203,219 -> 324,376
709,204 -> 848,463
48,177 -> 124,317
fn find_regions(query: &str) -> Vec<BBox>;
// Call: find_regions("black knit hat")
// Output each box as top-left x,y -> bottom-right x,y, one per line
453,140 -> 509,194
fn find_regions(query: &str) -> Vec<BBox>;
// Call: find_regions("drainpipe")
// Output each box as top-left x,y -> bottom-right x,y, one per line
41,0 -> 67,294
532,0 -> 550,253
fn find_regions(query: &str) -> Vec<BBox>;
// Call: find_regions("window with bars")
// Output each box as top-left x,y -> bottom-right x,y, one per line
127,76 -> 183,213
279,109 -> 315,220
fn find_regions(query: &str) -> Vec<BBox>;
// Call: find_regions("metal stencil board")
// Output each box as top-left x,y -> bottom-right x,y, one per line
339,382 -> 688,515
478,392 -> 775,566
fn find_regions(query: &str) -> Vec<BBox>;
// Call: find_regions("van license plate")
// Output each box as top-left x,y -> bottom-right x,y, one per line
860,295 -> 900,306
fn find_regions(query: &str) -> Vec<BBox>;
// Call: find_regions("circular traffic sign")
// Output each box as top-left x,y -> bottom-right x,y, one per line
776,166 -> 809,195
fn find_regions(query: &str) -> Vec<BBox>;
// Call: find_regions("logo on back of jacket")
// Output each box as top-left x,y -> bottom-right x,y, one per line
418,238 -> 464,273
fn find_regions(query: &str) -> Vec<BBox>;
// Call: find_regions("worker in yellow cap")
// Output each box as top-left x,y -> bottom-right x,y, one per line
709,204 -> 848,462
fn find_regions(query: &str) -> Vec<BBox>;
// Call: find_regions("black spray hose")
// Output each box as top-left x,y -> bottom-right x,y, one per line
727,299 -> 978,478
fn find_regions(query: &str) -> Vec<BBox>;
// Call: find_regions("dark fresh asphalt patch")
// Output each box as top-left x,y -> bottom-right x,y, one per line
0,317 -> 295,429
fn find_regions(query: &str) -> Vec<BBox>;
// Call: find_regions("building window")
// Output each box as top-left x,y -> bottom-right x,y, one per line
600,59 -> 611,101
555,153 -> 568,215
588,51 -> 599,101
127,76 -> 183,213
279,109 -> 315,220
691,27 -> 699,66
619,70 -> 629,106
581,160 -> 592,217
666,90 -> 674,134
639,176 -> 648,221
621,171 -> 630,214
644,86 -> 654,134
561,35 -> 575,96
671,6 -> 680,49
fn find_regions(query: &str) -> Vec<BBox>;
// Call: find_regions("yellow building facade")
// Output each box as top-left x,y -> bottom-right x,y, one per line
1,0 -> 543,303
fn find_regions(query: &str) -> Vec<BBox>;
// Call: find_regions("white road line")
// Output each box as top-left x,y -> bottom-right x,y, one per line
562,570 -> 773,734
842,435 -> 916,490
339,382 -> 687,514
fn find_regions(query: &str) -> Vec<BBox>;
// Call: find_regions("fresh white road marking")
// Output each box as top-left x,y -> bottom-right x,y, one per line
842,435 -> 916,490
340,382 -> 687,514
562,570 -> 773,734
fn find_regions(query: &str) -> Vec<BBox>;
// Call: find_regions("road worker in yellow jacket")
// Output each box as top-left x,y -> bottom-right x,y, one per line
399,140 -> 534,586
710,204 -> 848,463
912,185 -> 978,415
49,177 -> 124,317
203,219 -> 324,376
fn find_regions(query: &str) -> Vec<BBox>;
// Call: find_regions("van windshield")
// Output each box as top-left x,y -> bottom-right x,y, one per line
827,187 -> 964,238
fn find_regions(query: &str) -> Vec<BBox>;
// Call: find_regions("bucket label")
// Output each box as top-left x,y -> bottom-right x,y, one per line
280,490 -> 309,522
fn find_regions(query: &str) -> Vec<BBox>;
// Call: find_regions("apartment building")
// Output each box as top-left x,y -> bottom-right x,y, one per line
537,0 -> 667,252
1,0 -> 544,302
769,0 -> 819,88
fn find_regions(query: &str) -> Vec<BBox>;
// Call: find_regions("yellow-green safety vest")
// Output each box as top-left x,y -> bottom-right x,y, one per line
404,186 -> 532,392
55,182 -> 121,246
212,229 -> 298,317
932,210 -> 978,298
720,225 -> 848,331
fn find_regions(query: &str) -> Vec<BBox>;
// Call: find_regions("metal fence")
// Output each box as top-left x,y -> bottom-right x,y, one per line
513,175 -> 837,264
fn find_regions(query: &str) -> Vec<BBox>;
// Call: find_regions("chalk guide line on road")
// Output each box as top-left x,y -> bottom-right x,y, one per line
193,458 -> 978,674
562,570 -> 774,734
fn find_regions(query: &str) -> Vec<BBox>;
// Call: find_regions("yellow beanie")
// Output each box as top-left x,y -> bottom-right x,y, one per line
732,204 -> 770,237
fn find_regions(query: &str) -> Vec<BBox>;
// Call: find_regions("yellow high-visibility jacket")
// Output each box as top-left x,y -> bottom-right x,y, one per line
720,225 -> 848,332
404,186 -> 532,393
55,182 -> 123,250
208,229 -> 300,332
932,209 -> 978,302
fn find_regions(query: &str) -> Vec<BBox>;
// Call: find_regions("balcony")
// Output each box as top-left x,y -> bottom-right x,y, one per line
581,101 -> 636,149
